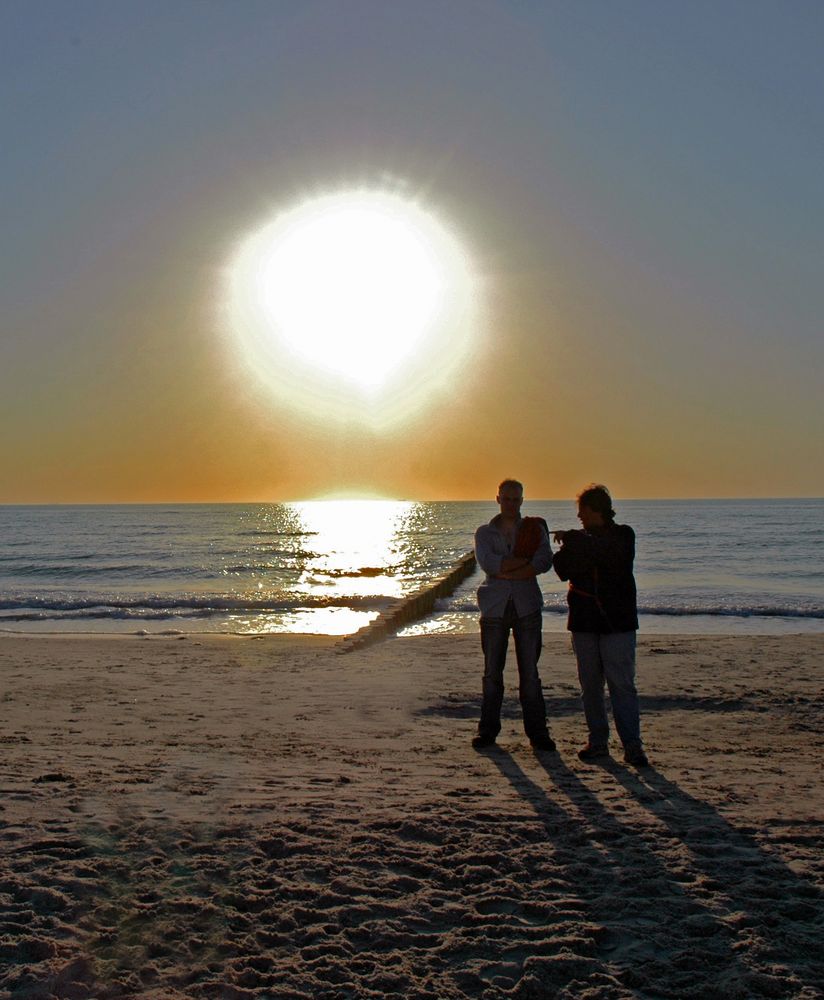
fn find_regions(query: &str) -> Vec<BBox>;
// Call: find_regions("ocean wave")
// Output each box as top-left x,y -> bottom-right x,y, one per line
1,563 -> 154,577
3,609 -> 225,623
222,562 -> 304,573
0,552 -> 97,562
0,565 -> 241,582
235,530 -> 319,537
637,604 -> 824,619
0,593 -> 391,619
1,560 -> 325,580
219,563 -> 401,578
436,599 -> 824,620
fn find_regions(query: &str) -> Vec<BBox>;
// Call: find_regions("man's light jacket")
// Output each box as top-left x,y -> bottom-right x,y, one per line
474,515 -> 552,618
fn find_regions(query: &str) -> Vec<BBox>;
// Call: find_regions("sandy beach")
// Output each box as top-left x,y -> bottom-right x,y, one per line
1,631 -> 822,999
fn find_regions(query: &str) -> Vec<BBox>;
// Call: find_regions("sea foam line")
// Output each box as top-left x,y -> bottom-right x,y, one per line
0,594 -> 390,615
438,599 -> 824,620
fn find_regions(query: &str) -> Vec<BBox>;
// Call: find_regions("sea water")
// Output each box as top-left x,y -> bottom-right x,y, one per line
0,499 -> 821,636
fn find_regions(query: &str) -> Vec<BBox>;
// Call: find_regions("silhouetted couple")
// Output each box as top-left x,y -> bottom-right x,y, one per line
472,479 -> 648,767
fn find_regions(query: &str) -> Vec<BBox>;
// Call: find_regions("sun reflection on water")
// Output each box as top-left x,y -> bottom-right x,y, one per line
232,607 -> 378,637
231,499 -> 418,635
293,498 -> 412,598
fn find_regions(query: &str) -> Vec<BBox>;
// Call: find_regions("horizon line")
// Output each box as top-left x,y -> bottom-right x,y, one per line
2,495 -> 822,507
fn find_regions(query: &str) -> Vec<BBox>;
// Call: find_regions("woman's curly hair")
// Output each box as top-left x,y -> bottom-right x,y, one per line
577,484 -> 616,524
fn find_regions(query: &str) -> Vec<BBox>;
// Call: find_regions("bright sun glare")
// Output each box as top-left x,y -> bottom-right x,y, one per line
225,188 -> 477,426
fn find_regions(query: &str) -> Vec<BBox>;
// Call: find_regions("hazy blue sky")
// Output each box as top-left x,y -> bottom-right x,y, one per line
2,1 -> 822,501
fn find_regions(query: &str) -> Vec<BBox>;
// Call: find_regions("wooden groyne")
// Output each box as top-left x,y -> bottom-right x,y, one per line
336,551 -> 476,654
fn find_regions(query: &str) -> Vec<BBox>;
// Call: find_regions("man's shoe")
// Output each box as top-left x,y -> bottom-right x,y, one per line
472,734 -> 496,750
530,735 -> 556,752
623,744 -> 650,767
577,744 -> 610,762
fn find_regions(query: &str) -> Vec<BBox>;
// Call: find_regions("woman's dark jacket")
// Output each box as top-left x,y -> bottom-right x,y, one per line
552,523 -> 638,633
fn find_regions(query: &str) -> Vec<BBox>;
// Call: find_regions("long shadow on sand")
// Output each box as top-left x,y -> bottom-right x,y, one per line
487,748 -> 823,999
605,760 -> 824,995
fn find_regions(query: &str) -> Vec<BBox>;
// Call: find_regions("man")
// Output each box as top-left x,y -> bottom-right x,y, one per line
553,484 -> 648,766
472,479 -> 555,751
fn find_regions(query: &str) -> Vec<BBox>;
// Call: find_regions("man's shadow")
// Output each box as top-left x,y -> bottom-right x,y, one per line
484,748 -> 823,997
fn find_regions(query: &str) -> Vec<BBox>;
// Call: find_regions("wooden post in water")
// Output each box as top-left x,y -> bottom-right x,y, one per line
336,551 -> 476,653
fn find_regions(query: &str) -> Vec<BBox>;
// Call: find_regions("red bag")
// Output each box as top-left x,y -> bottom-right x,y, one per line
513,517 -> 548,558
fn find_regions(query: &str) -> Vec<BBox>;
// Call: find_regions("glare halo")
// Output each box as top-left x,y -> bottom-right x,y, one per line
225,188 -> 477,427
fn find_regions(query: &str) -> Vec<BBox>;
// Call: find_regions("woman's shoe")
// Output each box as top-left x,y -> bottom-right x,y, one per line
623,744 -> 650,767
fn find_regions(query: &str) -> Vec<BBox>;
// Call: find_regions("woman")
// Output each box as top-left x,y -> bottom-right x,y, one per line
553,484 -> 648,766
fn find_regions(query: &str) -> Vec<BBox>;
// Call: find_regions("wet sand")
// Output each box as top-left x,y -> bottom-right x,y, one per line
1,632 -> 822,998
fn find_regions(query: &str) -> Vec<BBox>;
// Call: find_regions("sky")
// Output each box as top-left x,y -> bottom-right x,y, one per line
2,0 -> 822,503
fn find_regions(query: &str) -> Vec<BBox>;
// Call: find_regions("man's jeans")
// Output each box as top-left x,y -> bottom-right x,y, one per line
479,602 -> 549,741
571,631 -> 641,749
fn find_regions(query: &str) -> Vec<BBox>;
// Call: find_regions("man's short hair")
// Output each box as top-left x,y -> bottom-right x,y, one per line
577,484 -> 615,522
498,478 -> 524,495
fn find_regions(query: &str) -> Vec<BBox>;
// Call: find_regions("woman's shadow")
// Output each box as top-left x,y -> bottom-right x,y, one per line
606,759 -> 823,987
485,747 -> 823,997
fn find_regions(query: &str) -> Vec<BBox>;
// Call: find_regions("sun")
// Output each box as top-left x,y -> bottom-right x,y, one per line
253,194 -> 446,387
225,188 -> 478,426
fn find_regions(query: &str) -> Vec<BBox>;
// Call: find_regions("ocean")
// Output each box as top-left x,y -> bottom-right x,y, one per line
0,499 -> 822,636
